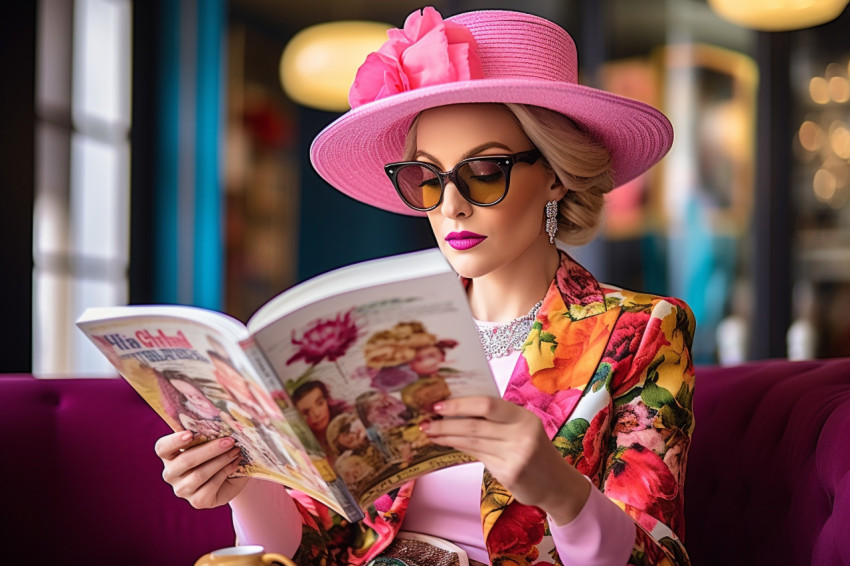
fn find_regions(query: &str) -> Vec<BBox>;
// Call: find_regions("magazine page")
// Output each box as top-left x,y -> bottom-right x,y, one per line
246,248 -> 452,334
251,267 -> 499,509
76,311 -> 356,518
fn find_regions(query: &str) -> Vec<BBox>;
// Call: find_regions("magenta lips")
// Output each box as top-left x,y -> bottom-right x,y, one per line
445,231 -> 486,250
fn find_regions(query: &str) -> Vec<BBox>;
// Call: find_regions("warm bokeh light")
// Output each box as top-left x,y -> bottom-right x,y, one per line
708,0 -> 849,31
810,76 -> 831,104
813,168 -> 838,201
799,120 -> 824,152
279,21 -> 391,112
831,122 -> 850,159
828,76 -> 850,102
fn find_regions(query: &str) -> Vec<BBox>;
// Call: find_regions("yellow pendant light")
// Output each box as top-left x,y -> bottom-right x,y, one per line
279,21 -> 391,112
708,0 -> 849,31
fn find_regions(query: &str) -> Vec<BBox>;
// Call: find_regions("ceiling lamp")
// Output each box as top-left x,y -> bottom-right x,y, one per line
708,0 -> 849,31
280,21 -> 390,112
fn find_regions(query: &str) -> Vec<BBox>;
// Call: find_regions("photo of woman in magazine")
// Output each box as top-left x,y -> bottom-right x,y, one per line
102,321 -> 336,502
280,317 -> 469,497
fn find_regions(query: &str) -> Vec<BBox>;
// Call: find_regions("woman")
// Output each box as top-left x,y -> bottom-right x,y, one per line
209,350 -> 282,425
291,380 -> 350,454
165,372 -> 233,441
325,412 -> 382,465
407,341 -> 455,378
156,8 -> 695,565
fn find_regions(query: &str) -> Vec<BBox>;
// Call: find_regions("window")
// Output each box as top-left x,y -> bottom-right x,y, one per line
34,0 -> 132,375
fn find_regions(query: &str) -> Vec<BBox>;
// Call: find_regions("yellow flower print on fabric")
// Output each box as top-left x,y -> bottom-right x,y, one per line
520,291 -> 570,377
522,307 -> 621,394
654,305 -> 694,395
618,291 -> 658,311
568,301 -> 607,320
522,322 -> 557,375
481,469 -> 513,541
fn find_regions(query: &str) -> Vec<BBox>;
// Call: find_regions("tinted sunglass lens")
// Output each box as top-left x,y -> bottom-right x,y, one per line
458,160 -> 507,204
396,164 -> 442,210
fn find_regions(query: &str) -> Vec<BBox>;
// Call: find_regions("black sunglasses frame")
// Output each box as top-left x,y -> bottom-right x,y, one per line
384,149 -> 542,212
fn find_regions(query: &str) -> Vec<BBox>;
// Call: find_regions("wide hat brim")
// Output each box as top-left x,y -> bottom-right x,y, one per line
310,12 -> 673,216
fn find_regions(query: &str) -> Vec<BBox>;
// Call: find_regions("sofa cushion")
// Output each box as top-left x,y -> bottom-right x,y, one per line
1,375 -> 235,566
812,399 -> 850,565
686,358 -> 850,566
3,357 -> 849,566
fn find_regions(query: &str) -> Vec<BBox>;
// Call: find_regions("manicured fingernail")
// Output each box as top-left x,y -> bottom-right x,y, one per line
419,420 -> 430,433
432,402 -> 445,413
219,437 -> 235,448
180,431 -> 193,442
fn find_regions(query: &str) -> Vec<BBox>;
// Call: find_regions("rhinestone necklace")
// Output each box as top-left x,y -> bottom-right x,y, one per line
474,300 -> 544,360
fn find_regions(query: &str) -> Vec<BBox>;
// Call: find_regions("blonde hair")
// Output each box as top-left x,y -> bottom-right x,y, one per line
403,103 -> 613,246
505,104 -> 613,245
326,412 -> 361,459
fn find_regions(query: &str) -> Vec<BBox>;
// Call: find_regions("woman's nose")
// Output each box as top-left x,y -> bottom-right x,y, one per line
439,180 -> 472,218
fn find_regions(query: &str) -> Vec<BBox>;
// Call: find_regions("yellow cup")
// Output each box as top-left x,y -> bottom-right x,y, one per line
193,545 -> 295,566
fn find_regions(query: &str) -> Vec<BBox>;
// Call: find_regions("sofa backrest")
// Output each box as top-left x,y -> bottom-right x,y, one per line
686,358 -> 850,566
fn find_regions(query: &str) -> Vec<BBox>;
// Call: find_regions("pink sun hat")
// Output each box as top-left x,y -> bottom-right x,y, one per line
310,7 -> 673,216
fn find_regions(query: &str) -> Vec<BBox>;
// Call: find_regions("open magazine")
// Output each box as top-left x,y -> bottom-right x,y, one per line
76,248 -> 499,523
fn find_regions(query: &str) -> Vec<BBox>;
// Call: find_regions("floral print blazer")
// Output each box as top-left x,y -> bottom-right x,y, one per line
289,251 -> 696,566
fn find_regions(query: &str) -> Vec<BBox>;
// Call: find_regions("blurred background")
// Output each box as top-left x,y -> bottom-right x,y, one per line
1,0 -> 849,376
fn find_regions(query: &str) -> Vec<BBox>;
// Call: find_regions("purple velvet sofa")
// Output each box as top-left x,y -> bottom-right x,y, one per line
684,358 -> 850,566
2,357 -> 849,565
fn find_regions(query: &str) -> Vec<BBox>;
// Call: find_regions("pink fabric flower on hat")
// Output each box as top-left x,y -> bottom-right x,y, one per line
348,7 -> 484,108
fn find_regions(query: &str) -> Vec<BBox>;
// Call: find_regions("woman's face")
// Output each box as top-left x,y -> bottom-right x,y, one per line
295,387 -> 331,433
366,394 -> 405,428
339,456 -> 370,484
338,419 -> 367,449
414,104 -> 566,281
409,345 -> 444,376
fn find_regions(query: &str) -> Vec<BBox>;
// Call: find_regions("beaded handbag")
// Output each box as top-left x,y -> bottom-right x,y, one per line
366,532 -> 484,566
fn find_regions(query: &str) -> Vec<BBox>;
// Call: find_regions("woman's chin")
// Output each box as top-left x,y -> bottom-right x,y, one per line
443,255 -> 487,280
451,254 -> 510,281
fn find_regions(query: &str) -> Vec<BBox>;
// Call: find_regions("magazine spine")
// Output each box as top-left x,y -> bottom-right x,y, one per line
331,479 -> 366,523
240,337 -> 286,393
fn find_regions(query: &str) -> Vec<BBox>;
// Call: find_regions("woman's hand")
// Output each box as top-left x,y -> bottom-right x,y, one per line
421,396 -> 590,525
155,431 -> 249,509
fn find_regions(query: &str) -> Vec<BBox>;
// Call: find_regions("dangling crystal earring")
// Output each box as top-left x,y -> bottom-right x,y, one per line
545,200 -> 559,244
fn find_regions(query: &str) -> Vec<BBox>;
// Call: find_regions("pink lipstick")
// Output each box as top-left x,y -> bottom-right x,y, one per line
445,231 -> 486,250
